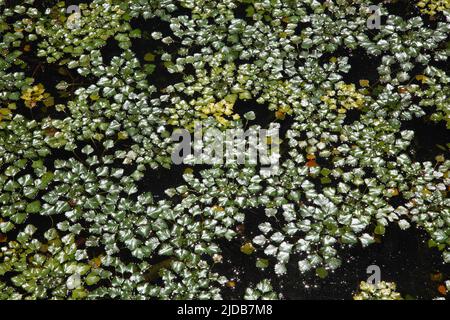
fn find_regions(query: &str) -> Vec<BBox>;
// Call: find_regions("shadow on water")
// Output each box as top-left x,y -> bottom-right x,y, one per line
341,48 -> 381,85
100,37 -> 122,65
401,114 -> 449,162
137,165 -> 188,201
234,99 -> 274,129
343,108 -> 362,126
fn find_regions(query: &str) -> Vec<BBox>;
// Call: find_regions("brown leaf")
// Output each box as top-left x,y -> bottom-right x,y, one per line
438,284 -> 447,295
306,159 -> 318,167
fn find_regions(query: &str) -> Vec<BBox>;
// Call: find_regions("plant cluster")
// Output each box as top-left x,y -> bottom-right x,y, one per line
0,0 -> 449,299
417,0 -> 450,16
353,281 -> 403,300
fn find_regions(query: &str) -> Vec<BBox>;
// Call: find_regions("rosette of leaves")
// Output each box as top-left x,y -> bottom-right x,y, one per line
412,69 -> 450,128
0,159 -> 53,234
127,0 -> 179,20
250,95 -> 424,275
36,152 -> 225,299
0,226 -> 107,299
21,83 -> 52,109
0,116 -> 52,234
33,1 -> 132,64
64,48 -> 173,168
0,114 -> 50,163
417,0 -> 450,16
321,82 -> 366,114
399,160 -> 450,263
0,104 -> 13,122
137,257 -> 227,299
244,279 -> 278,300
198,94 -> 241,127
353,281 -> 403,300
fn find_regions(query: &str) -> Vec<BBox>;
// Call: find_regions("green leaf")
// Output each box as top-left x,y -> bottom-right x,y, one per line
32,160 -> 44,169
144,63 -> 156,74
85,273 -> 100,286
40,172 -> 54,187
316,267 -> 328,279
240,242 -> 255,255
428,239 -> 437,248
144,52 -> 156,62
246,5 -> 255,17
129,28 -> 142,38
374,225 -> 385,235
71,288 -> 88,299
320,177 -> 331,184
26,200 -> 41,213
256,258 -> 269,269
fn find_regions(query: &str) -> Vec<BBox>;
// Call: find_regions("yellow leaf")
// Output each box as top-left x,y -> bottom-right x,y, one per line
275,110 -> 285,120
359,79 -> 370,87
117,131 -> 128,140
144,52 -> 156,62
415,74 -> 428,83
0,108 -> 12,116
240,242 -> 255,255
43,96 -> 54,107
90,94 -> 100,101
89,256 -> 102,268
390,188 -> 399,196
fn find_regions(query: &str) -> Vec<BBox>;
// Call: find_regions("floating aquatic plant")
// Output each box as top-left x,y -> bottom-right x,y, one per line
417,0 -> 450,16
353,281 -> 403,300
0,0 -> 449,300
244,279 -> 278,300
21,84 -> 52,109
